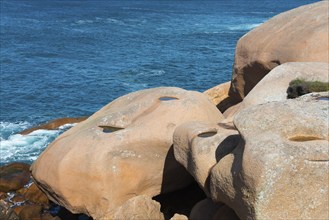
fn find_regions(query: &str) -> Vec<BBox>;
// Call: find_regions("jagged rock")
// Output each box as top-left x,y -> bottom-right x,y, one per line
110,195 -> 164,220
31,87 -> 223,219
228,1 -> 329,102
210,92 -> 329,220
0,163 -> 30,192
173,122 -> 240,195
224,62 -> 329,122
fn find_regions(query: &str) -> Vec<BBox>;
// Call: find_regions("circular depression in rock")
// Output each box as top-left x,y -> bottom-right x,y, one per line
99,126 -> 124,133
198,131 -> 217,138
159,96 -> 179,101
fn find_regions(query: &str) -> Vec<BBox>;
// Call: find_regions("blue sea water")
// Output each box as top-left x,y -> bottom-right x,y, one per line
0,0 -> 319,165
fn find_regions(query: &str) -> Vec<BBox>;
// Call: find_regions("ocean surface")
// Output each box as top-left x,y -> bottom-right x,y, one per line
0,0 -> 319,165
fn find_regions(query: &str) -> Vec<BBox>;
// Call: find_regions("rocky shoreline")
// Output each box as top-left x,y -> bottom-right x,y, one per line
1,1 -> 328,220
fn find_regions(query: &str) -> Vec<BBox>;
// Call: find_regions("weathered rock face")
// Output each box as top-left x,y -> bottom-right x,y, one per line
173,122 -> 240,195
23,183 -> 49,207
203,81 -> 233,112
241,62 -> 329,108
31,87 -> 223,219
110,195 -> 164,220
224,62 -> 329,122
210,92 -> 329,220
229,1 -> 329,102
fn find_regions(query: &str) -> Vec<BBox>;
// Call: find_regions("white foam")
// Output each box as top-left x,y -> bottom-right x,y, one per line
228,23 -> 263,31
76,19 -> 94,24
0,122 -> 76,165
0,121 -> 31,139
137,69 -> 165,77
106,18 -> 125,25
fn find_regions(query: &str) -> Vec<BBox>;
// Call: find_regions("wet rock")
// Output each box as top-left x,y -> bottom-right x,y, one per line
18,204 -> 42,220
24,183 -> 49,207
20,117 -> 88,135
0,200 -> 19,220
0,163 -> 30,192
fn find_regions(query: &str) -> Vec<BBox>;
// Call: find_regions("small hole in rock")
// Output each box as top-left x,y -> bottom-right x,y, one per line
159,96 -> 179,101
289,136 -> 323,142
99,126 -> 124,133
198,131 -> 217,138
317,96 -> 329,101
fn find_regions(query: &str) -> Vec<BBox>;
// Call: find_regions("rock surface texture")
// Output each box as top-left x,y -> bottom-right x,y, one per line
224,62 -> 329,121
31,87 -> 223,219
210,92 -> 329,220
203,81 -> 232,112
173,122 -> 240,195
0,163 -> 30,192
228,1 -> 329,102
110,195 -> 164,220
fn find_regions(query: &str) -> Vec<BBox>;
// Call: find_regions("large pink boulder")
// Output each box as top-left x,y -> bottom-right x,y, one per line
210,92 -> 329,219
228,1 -> 329,103
31,87 -> 223,219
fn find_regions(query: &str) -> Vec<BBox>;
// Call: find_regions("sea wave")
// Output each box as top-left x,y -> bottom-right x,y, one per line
0,122 -> 76,165
0,121 -> 31,139
137,69 -> 166,77
228,23 -> 263,31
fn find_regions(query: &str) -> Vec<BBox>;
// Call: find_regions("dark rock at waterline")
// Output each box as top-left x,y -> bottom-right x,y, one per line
0,163 -> 30,192
24,183 -> 49,207
0,162 -> 93,219
18,204 -> 43,220
19,117 -> 88,135
0,200 -> 19,220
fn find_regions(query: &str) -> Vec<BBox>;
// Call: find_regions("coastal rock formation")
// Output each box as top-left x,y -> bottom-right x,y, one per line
228,1 -> 329,103
224,62 -> 329,121
20,117 -> 88,135
110,195 -> 164,220
31,87 -> 223,219
203,81 -> 233,112
173,122 -> 240,195
22,183 -> 49,207
210,92 -> 329,220
0,163 -> 30,192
